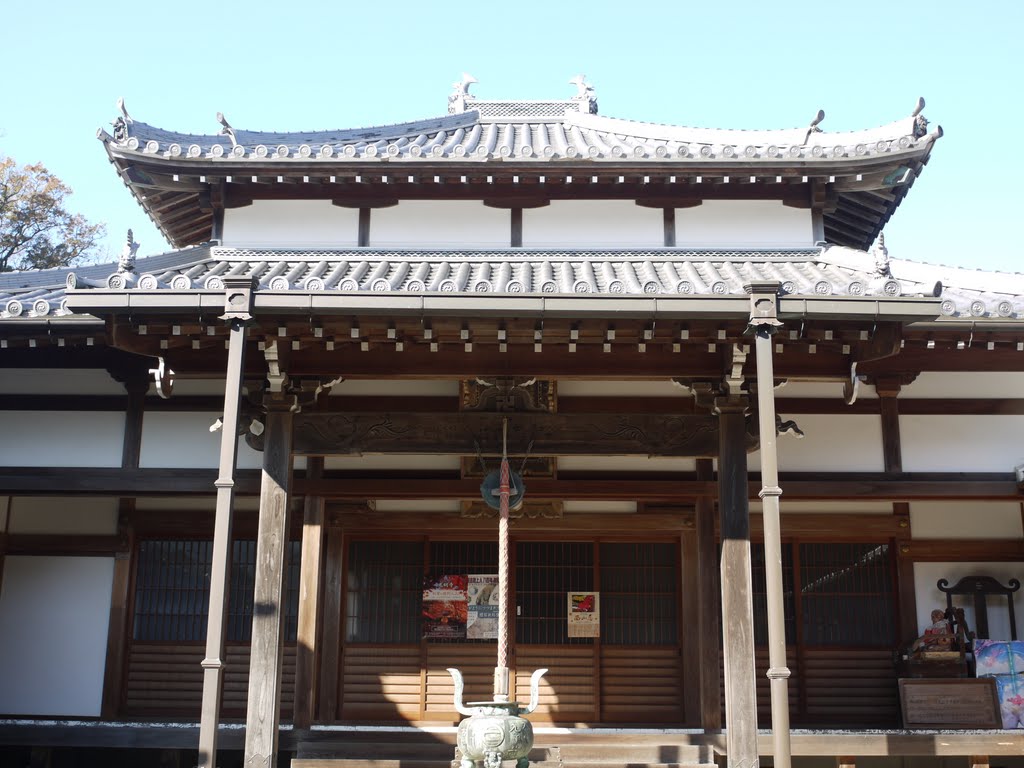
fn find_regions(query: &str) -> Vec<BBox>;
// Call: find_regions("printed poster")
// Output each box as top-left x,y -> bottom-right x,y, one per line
423,574 -> 467,640
567,591 -> 600,638
467,574 -> 499,640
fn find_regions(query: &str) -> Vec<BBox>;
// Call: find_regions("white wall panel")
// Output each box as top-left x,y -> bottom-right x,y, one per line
324,454 -> 462,470
901,372 -> 1024,399
374,500 -> 461,512
9,497 -> 118,535
223,200 -> 359,247
748,414 -> 883,472
139,412 -> 264,469
563,501 -> 638,514
910,501 -> 1024,540
330,380 -> 459,397
371,201 -> 509,247
135,496 -> 261,512
557,456 -> 697,472
523,200 -> 663,247
676,200 -> 813,247
0,369 -> 123,395
0,411 -> 124,468
914,562 -> 1024,641
776,380 -> 877,399
901,415 -> 1024,472
0,556 -> 113,716
557,380 -> 686,397
749,500 -> 893,514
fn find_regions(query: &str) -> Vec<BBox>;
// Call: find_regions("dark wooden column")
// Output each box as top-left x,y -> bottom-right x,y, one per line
318,515 -> 345,722
878,376 -> 918,644
716,396 -> 759,768
293,457 -> 325,729
102,370 -> 148,718
695,457 -> 723,729
244,400 -> 294,768
877,377 -> 903,475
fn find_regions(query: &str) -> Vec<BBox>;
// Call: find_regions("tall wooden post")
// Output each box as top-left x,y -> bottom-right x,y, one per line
716,381 -> 759,768
293,457 -> 325,729
244,399 -> 295,768
748,281 -> 791,768
695,457 -> 723,729
198,277 -> 256,768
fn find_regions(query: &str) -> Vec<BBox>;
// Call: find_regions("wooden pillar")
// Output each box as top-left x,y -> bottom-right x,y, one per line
318,517 -> 345,722
244,401 -> 295,768
293,457 -> 325,729
878,376 -> 918,644
102,370 -> 147,718
716,397 -> 759,768
695,458 -> 723,729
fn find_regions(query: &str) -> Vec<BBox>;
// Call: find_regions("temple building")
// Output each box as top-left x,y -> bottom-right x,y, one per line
1,78 -> 1022,768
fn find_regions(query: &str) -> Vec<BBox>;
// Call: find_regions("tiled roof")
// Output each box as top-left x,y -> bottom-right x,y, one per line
4,245 -> 1022,323
98,81 -> 941,252
106,108 -> 932,166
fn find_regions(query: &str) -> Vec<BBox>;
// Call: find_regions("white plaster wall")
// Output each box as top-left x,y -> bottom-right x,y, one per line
901,415 -> 1024,472
910,501 -> 1024,540
139,412 -> 264,469
557,456 -> 697,472
134,496 -> 261,511
748,414 -> 883,472
222,200 -> 359,247
522,200 -> 663,247
749,500 -> 893,514
776,380 -> 878,399
914,562 -> 1024,640
0,368 -> 124,395
0,556 -> 113,716
8,497 -> 118,535
324,454 -> 462,470
0,411 -> 124,468
166,378 -> 227,396
901,371 -> 1024,399
557,380 -> 687,398
371,201 -> 509,247
676,200 -> 814,247
563,500 -> 638,514
374,500 -> 461,513
330,380 -> 459,397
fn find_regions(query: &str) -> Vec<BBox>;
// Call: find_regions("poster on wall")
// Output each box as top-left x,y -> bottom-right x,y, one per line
467,574 -> 499,640
423,574 -> 468,640
567,591 -> 600,638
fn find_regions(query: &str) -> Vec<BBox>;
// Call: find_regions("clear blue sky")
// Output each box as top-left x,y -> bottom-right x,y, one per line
3,0 -> 1021,273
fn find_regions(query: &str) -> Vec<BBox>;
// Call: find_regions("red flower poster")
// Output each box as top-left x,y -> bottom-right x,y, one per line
567,591 -> 600,638
423,574 -> 468,640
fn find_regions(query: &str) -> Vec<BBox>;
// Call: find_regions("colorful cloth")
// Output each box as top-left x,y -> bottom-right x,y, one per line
975,640 -> 1024,678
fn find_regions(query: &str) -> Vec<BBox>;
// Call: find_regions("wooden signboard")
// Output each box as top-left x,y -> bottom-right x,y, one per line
899,678 -> 1001,729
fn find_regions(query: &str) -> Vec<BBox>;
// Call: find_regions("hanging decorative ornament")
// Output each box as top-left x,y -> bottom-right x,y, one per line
479,467 -> 526,511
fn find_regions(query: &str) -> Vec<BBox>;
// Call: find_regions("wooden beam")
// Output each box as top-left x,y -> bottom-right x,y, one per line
244,405 -> 294,767
264,411 -> 741,457
293,458 -> 324,729
898,539 -> 1024,561
876,378 -> 902,474
0,467 -> 1019,501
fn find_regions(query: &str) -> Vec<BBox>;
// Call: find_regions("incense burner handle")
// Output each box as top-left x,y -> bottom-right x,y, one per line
447,667 -> 476,716
522,668 -> 548,715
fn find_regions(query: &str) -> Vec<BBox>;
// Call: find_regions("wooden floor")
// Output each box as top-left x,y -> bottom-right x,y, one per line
1,721 -> 1023,759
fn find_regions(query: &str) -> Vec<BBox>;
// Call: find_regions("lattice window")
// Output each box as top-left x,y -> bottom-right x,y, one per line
600,542 -> 679,645
132,539 -> 300,643
516,542 -> 595,645
799,542 -> 894,646
345,540 -> 423,644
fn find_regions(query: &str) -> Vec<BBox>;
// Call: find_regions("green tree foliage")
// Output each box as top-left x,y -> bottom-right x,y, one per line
0,156 -> 105,272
